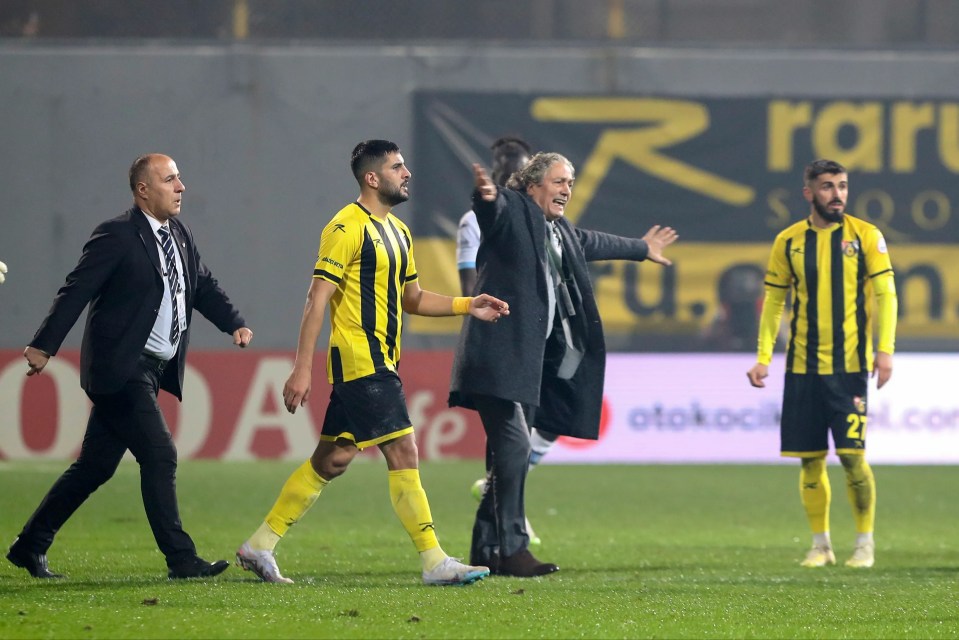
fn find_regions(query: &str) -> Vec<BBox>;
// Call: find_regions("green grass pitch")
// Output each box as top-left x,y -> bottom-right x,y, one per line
1,461 -> 957,639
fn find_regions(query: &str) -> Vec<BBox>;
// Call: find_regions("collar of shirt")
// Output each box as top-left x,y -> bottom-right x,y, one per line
139,208 -> 170,240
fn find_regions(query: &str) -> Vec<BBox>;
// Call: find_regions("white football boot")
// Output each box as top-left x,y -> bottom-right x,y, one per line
422,557 -> 489,586
235,541 -> 294,584
800,544 -> 836,568
845,541 -> 875,568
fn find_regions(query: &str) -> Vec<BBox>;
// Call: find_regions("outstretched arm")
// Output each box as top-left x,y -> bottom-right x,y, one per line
575,224 -> 677,264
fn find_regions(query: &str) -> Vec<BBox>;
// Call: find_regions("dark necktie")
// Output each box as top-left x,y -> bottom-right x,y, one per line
158,227 -> 181,345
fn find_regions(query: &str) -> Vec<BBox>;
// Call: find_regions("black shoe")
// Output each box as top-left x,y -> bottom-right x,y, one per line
496,548 -> 559,577
167,557 -> 230,579
6,540 -> 64,579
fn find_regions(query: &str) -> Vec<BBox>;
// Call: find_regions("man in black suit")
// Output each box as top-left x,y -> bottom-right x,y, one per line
449,153 -> 677,577
9,153 -> 253,580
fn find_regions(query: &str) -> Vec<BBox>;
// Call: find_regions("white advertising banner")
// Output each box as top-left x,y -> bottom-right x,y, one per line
547,353 -> 959,464
2,350 -> 955,463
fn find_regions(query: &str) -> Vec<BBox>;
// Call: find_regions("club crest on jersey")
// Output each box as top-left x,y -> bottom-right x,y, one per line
842,239 -> 861,257
853,396 -> 866,413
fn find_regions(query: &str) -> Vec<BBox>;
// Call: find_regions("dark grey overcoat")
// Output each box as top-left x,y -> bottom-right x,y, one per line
448,187 -> 652,440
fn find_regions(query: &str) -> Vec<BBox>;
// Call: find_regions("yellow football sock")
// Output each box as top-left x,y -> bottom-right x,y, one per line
255,459 -> 328,549
388,469 -> 445,569
840,454 -> 876,534
800,456 -> 831,535
248,521 -> 281,551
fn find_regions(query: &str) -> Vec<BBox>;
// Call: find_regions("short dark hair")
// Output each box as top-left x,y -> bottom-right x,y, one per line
490,136 -> 532,187
128,155 -> 154,193
490,136 -> 531,155
350,139 -> 400,184
804,159 -> 846,185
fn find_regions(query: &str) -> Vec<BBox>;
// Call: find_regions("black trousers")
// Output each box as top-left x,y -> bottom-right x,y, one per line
470,394 -> 533,565
14,354 -> 197,567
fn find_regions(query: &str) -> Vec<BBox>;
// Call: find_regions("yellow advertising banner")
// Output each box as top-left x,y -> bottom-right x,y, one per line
409,239 -> 959,344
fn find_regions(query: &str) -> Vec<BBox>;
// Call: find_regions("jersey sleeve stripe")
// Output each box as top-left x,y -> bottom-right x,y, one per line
314,268 -> 341,283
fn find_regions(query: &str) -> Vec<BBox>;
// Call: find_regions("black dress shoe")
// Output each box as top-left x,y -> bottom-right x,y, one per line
6,541 -> 64,579
496,548 -> 559,577
167,557 -> 230,579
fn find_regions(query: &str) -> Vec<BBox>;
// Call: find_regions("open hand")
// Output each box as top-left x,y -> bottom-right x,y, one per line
643,225 -> 678,266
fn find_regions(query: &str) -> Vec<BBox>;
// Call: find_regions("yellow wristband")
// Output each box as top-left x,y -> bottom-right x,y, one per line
452,296 -> 473,315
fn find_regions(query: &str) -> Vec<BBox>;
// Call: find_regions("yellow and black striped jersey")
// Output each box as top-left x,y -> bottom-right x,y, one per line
764,214 -> 894,375
313,202 -> 418,383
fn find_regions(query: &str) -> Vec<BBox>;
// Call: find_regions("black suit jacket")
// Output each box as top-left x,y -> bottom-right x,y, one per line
30,207 -> 246,400
449,188 -> 650,440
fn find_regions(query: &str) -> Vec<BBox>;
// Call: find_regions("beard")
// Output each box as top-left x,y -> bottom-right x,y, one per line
379,181 -> 409,207
813,197 -> 844,223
